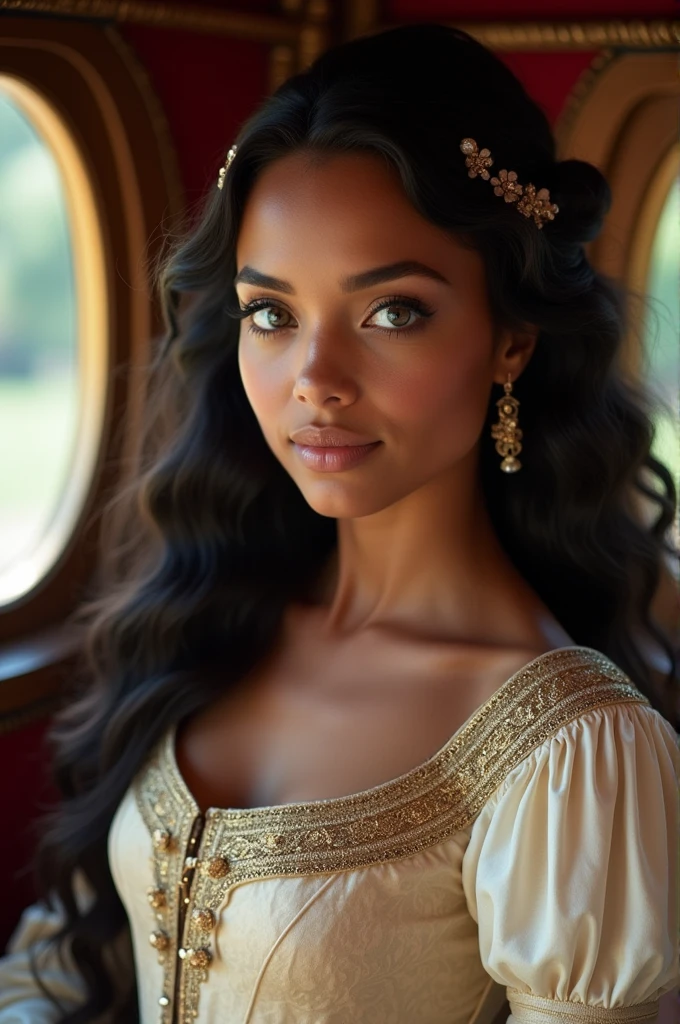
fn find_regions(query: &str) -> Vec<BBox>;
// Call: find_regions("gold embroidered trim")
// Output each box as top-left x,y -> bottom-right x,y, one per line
507,988 -> 661,1022
134,750 -> 198,1021
133,645 -> 652,1024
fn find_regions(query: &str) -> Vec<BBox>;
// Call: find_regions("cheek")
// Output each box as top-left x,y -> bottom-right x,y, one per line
238,339 -> 277,419
384,347 -> 491,449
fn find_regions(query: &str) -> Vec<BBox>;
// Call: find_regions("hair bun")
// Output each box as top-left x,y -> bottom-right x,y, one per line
545,158 -> 612,244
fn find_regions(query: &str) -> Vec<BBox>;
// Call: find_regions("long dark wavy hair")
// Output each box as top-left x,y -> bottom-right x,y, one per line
27,22 -> 678,1022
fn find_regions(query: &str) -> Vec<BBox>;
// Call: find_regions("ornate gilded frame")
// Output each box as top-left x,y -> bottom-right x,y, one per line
0,16 -> 182,728
0,0 -> 334,90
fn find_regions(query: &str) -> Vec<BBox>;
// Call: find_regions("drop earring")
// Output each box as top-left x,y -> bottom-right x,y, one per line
491,373 -> 523,472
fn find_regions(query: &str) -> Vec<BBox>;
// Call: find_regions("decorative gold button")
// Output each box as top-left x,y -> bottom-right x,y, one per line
188,947 -> 212,970
206,856 -> 229,878
153,829 -> 173,852
147,887 -> 167,909
150,930 -> 170,950
192,907 -> 216,931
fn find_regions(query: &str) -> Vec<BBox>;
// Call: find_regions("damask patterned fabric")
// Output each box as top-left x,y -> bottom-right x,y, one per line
0,646 -> 678,1024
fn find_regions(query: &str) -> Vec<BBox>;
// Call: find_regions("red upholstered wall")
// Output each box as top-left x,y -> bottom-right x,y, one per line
1,719 -> 58,948
119,25 -> 270,200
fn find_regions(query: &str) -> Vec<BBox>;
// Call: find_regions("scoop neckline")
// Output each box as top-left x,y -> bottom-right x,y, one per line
165,645 -> 602,819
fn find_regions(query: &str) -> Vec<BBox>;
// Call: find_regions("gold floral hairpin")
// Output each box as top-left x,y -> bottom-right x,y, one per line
218,139 -> 559,229
217,145 -> 238,189
459,138 -> 559,229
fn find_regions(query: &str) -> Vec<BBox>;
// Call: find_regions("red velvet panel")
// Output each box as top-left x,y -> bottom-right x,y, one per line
120,24 -> 271,201
0,718 -> 58,951
496,51 -> 599,128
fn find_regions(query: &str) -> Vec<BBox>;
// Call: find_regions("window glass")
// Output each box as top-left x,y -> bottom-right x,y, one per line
0,77 -> 107,607
644,167 -> 680,555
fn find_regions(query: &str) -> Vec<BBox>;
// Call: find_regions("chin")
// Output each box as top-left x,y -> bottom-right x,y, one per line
293,481 -> 405,521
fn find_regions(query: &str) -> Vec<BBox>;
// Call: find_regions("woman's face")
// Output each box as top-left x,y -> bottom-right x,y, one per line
236,149 -> 524,520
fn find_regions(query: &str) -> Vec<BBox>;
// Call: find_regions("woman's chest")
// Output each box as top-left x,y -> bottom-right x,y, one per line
111,781 -> 494,1024
177,675 -> 455,812
175,611 -> 542,813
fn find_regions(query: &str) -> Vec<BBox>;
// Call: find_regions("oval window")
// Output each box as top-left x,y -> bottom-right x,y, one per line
0,76 -> 108,607
643,149 -> 680,557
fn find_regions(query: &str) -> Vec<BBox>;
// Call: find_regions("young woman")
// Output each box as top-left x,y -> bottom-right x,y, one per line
1,22 -> 678,1024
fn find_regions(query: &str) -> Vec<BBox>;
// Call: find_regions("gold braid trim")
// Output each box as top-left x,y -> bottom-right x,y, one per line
507,988 -> 661,1023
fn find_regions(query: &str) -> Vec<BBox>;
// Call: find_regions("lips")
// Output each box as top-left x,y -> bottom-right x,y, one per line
289,425 -> 378,447
292,440 -> 382,472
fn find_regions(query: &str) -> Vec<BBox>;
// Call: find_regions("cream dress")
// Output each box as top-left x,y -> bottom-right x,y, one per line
1,646 -> 678,1024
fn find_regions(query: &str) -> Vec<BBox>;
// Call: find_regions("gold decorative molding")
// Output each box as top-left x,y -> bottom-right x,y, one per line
297,0 -> 331,70
269,44 -> 296,93
343,0 -> 379,41
2,5 -> 677,62
0,0 -> 333,85
0,0 -> 300,42
553,48 -> 618,149
270,0 -> 331,88
451,19 -> 680,50
360,19 -> 680,51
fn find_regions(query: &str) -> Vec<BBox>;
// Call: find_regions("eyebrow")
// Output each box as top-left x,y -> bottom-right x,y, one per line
233,259 -> 450,294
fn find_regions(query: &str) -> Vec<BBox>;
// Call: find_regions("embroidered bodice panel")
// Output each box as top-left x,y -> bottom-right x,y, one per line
107,646 -> 679,1024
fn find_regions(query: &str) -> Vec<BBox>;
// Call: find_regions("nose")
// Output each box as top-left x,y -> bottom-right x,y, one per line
291,330 -> 359,408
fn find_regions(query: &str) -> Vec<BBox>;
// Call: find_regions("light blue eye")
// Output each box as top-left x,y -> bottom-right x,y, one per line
251,306 -> 293,331
369,306 -> 416,329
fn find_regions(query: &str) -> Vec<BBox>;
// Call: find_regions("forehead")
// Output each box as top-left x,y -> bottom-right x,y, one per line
236,150 -> 483,285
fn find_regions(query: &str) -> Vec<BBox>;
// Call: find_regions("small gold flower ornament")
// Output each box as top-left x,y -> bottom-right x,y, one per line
216,138 -> 558,230
460,138 -> 559,229
490,167 -> 522,203
217,145 -> 238,190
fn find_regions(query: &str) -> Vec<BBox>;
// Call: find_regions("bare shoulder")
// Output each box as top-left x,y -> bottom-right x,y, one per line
422,641 -> 569,710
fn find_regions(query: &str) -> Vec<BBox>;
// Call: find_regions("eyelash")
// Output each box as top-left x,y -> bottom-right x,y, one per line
231,294 -> 436,339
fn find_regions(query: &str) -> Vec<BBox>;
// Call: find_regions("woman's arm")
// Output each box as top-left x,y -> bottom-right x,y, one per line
0,894 -> 87,1022
0,871 -> 133,1023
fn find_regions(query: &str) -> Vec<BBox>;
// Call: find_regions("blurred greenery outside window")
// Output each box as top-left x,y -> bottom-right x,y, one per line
643,163 -> 680,560
0,76 -> 107,608
0,85 -> 77,603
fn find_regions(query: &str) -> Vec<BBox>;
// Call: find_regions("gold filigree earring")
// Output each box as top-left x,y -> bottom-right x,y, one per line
491,373 -> 523,473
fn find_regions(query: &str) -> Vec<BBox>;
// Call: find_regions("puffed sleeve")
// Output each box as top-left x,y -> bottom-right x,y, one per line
0,870 -> 131,1023
461,701 -> 680,1024
0,894 -> 86,1022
